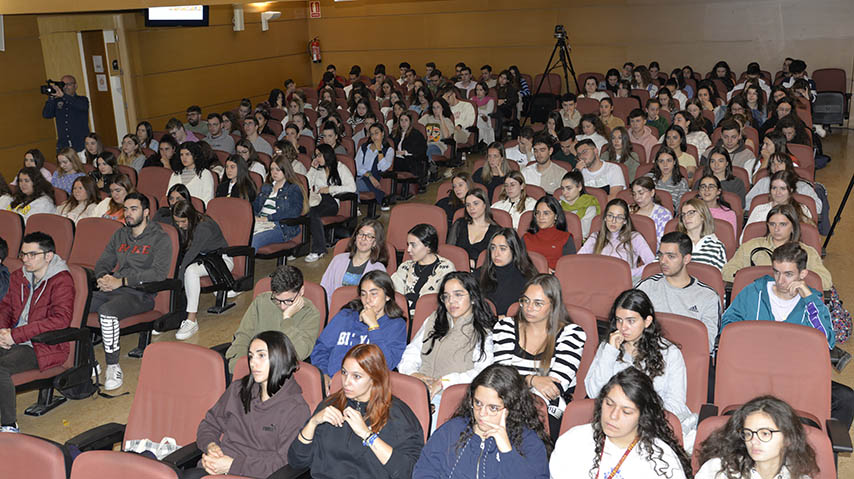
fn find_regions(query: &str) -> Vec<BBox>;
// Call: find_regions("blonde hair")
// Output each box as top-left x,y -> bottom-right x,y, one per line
677,198 -> 715,237
56,147 -> 85,177
499,170 -> 529,214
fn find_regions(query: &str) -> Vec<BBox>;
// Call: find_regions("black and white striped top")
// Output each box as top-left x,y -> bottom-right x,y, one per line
691,234 -> 727,271
493,315 -> 586,418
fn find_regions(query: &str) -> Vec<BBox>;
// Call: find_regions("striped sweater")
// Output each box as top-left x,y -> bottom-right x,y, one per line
493,316 -> 586,418
690,234 -> 727,271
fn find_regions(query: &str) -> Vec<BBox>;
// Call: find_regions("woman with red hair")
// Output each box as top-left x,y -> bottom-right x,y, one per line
288,344 -> 424,479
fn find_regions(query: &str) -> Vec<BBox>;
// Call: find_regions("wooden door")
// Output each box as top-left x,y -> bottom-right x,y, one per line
81,30 -> 117,148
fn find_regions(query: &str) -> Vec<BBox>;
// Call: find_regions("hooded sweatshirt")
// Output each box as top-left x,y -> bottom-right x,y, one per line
721,274 -> 834,348
412,416 -> 549,479
0,255 -> 74,370
94,220 -> 173,287
310,308 -> 407,377
196,379 -> 310,478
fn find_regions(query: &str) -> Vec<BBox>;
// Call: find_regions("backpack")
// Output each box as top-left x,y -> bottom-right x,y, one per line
829,286 -> 852,343
53,363 -> 97,400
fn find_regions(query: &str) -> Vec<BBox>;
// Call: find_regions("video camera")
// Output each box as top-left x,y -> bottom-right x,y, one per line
40,79 -> 66,96
554,25 -> 567,40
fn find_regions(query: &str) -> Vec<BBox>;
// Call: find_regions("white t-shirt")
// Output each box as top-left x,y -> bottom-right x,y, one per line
767,282 -> 801,323
506,145 -> 533,166
551,423 -> 687,479
582,162 -> 626,190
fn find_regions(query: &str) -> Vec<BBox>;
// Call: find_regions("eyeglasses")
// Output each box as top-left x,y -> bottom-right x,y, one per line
698,184 -> 718,191
357,233 -> 376,240
741,428 -> 781,443
472,398 -> 504,414
519,297 -> 549,311
441,291 -> 469,303
680,210 -> 699,219
19,251 -> 46,260
270,294 -> 298,306
606,214 -> 627,223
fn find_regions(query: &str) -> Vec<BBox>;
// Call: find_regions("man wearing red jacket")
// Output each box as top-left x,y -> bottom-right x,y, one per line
0,232 -> 74,433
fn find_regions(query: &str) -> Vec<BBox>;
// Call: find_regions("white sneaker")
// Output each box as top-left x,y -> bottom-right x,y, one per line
175,320 -> 199,340
304,252 -> 324,263
0,423 -> 19,433
815,124 -> 827,138
286,255 -> 297,261
91,362 -> 101,378
104,364 -> 123,391
151,329 -> 162,336
226,290 -> 242,299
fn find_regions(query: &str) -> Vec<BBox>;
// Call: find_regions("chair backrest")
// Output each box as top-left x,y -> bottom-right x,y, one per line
554,255 -> 632,320
205,197 -> 253,280
410,293 -> 438,342
159,194 -> 205,213
641,261 -> 724,307
533,73 -> 562,95
329,370 -> 430,441
656,312 -> 709,413
124,342 -> 226,446
564,304 -> 599,400
589,214 -> 657,254
67,217 -> 123,270
328,285 -> 409,323
576,97 -> 600,115
0,432 -> 70,479
233,359 -> 324,412
0,210 -> 24,258
387,203 -> 448,254
516,210 -> 583,251
436,383 -> 467,429
716,321 -> 832,428
253,277 -> 328,331
53,187 -> 69,205
71,450 -> 177,479
615,189 -> 675,215
136,166 -> 173,199
662,216 -> 736,260
23,213 -> 74,260
332,238 -> 398,272
559,398 -> 683,445
731,265 -> 823,300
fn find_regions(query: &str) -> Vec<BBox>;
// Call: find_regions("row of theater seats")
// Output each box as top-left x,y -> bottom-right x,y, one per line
1,274 -> 843,478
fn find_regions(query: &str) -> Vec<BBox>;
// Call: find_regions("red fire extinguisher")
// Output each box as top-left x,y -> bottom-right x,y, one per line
309,37 -> 322,64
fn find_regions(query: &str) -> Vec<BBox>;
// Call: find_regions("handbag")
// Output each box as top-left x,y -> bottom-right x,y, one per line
195,251 -> 235,290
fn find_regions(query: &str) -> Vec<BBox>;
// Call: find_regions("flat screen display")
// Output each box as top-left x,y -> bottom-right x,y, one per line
145,6 -> 209,27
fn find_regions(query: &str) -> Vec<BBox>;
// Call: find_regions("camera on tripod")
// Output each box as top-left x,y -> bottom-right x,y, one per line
554,25 -> 567,40
40,79 -> 66,96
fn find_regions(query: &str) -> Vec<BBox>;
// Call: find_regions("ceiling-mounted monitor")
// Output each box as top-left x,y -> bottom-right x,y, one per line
145,5 -> 209,27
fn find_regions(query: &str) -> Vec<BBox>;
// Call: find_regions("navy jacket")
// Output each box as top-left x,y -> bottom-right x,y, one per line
252,182 -> 304,242
42,94 -> 90,151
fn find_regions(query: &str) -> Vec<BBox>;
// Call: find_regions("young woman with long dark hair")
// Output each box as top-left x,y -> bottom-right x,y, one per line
7,167 -> 55,223
436,172 -> 472,229
391,224 -> 456,316
448,188 -> 501,270
182,331 -> 310,479
167,141 -> 215,205
476,228 -> 538,316
305,143 -> 357,262
92,174 -> 135,221
552,367 -> 691,478
289,344 -> 425,479
251,147 -> 309,250
648,145 -> 690,210
524,195 -> 576,272
412,364 -> 551,479
578,199 -> 654,282
56,175 -> 100,224
215,154 -> 257,202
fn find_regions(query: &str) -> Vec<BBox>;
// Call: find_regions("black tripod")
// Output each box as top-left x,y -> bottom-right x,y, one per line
822,171 -> 854,253
523,29 -> 580,126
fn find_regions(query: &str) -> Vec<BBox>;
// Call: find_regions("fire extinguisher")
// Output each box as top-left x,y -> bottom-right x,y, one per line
309,37 -> 322,64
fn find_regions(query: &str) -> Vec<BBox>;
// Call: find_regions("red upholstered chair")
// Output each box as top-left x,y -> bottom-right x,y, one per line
137,166 -> 173,199
0,432 -> 71,479
436,383 -> 467,428
24,213 -> 74,259
252,276 -> 328,332
159,194 -> 205,213
0,210 -> 24,258
232,359 -> 325,412
53,187 -> 69,205
554,255 -> 631,322
254,174 -> 311,265
70,450 -> 178,479
656,312 -> 709,413
67,217 -> 123,270
559,398 -> 683,446
387,203 -> 448,257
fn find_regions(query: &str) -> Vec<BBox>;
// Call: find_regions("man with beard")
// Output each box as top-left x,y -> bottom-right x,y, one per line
91,193 -> 172,391
185,105 -> 209,136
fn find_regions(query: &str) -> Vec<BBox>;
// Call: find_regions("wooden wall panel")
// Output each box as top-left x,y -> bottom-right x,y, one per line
0,15 -> 57,182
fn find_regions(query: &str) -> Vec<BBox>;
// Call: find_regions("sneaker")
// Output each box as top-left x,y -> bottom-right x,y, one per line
91,362 -> 101,378
175,320 -> 199,340
304,252 -> 324,263
0,423 -> 19,433
815,124 -> 827,138
104,364 -> 123,391
227,290 -> 242,299
443,168 -> 454,179
286,255 -> 297,261
151,329 -> 162,336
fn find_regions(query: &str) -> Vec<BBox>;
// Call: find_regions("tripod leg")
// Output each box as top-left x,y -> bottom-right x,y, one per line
562,44 -> 581,94
822,171 -> 854,251
523,42 -> 561,125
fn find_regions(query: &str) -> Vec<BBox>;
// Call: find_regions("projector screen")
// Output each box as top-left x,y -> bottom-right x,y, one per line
145,5 -> 209,27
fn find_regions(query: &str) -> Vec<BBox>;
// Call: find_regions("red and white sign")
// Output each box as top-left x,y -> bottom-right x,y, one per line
309,1 -> 321,18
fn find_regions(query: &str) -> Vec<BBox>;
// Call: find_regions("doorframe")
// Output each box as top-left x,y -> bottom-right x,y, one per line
75,31 -> 96,132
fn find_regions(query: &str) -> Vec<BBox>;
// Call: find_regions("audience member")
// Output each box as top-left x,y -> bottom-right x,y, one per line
524,196 -> 576,272
91,193 -> 172,390
744,170 -> 812,229
79,132 -> 103,165
184,105 -> 208,136
491,171 -> 536,229
677,198 -> 728,271
448,189 -> 501,270
698,145 -> 747,204
579,76 -> 607,101
243,116 -> 273,157
454,66 -> 476,98
558,93 -> 581,129
304,144 -> 357,262
558,170 -> 600,238
89,151 -> 118,193
7,167 -> 55,223
552,127 -> 577,168
251,149 -> 308,250
645,98 -> 669,137
552,367 -> 690,478
436,172 -> 471,228
51,147 -> 86,194
579,199 -> 655,282
203,113 -> 236,154
93,174 -> 134,221
440,85 -> 476,145
354,123 -> 394,210
215,154 -> 257,202
630,176 -> 672,244
143,133 -> 180,170
505,126 -> 535,166
696,174 -> 739,236
627,109 -> 657,161
598,97 -> 625,132
117,134 -> 145,172
646,146 -> 689,210
320,121 -> 348,156
0,175 -> 12,211
288,344 -> 424,479
391,223 -> 455,316
522,135 -> 567,194
419,98 -> 454,160
577,139 -> 626,194
391,112 -> 428,189
475,228 -> 537,315
56,176 -> 99,224
167,117 -> 199,144
637,232 -> 721,349
311,271 -> 407,380
672,110 -> 711,159
472,142 -> 511,200
0,233 -> 73,433
235,139 -> 267,177
320,218 -> 388,305
745,152 -> 821,214
412,364 -> 550,479
167,141 -> 215,205
576,114 -> 608,151
472,82 -> 496,145
662,125 -> 697,180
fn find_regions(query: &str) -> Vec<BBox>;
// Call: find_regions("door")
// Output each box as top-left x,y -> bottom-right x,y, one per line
81,30 -> 117,148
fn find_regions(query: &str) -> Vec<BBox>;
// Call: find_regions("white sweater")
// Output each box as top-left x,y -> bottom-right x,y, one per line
305,163 -> 356,206
167,169 -> 215,205
491,197 -> 536,229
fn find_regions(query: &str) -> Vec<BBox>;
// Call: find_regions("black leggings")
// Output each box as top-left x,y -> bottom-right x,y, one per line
308,194 -> 339,254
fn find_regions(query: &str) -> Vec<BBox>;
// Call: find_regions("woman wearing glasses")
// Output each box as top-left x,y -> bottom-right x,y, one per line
578,199 -> 655,283
695,395 -> 818,479
398,272 -> 496,429
310,271 -> 407,386
493,274 -> 586,436
412,364 -> 551,479
676,198 -> 727,271
320,219 -> 389,305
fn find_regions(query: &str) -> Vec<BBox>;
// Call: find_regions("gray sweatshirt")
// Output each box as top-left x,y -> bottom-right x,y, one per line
94,221 -> 173,287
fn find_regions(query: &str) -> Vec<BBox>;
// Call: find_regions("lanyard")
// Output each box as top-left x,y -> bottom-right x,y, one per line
596,436 -> 639,479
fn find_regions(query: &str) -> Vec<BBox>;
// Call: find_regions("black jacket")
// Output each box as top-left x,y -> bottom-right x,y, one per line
215,178 -> 257,203
288,396 -> 424,479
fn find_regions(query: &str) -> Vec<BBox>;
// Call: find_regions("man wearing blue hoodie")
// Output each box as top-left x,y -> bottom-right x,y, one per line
722,242 -> 854,430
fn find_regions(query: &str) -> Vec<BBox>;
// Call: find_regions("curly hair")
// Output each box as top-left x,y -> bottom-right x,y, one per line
451,364 -> 552,456
696,395 -> 817,479
590,367 -> 692,478
606,289 -> 672,379
424,272 -> 495,361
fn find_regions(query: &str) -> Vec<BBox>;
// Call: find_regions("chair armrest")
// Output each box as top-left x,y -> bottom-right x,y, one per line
332,192 -> 357,203
134,279 -> 183,294
267,464 -> 311,479
380,171 -> 396,179
65,422 -> 126,451
465,126 -> 478,133
218,245 -> 255,259
161,443 -> 203,469
699,404 -> 719,424
827,418 -> 853,453
279,216 -> 309,227
31,327 -> 89,346
211,342 -> 231,355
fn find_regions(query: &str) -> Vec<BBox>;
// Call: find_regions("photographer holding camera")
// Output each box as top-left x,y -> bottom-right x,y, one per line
41,75 -> 90,152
